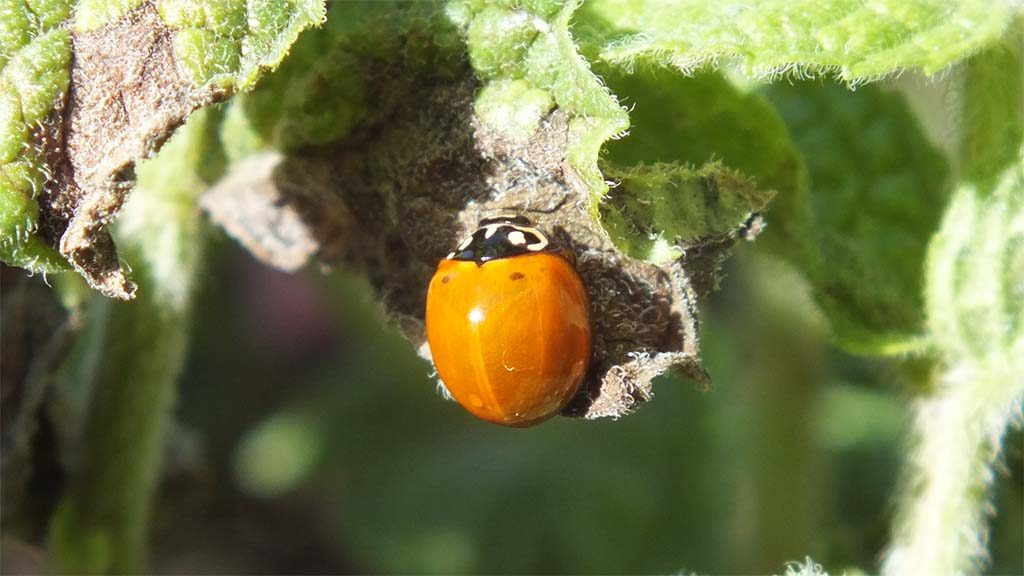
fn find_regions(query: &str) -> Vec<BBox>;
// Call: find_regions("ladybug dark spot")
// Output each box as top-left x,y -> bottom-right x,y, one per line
509,272 -> 525,281
441,275 -> 451,284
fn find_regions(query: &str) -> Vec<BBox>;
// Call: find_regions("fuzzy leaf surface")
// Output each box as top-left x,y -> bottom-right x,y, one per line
575,0 -> 1019,83
460,0 -> 629,201
0,2 -> 72,273
220,1 -> 463,158
601,162 -> 774,264
598,69 -> 811,265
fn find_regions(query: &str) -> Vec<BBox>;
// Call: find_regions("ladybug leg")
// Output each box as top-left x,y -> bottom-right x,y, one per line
548,245 -> 577,266
435,379 -> 455,401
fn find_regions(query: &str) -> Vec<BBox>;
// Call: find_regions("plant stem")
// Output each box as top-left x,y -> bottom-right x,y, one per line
49,286 -> 190,573
882,367 -> 1023,575
48,109 -> 219,574
883,22 -> 1023,575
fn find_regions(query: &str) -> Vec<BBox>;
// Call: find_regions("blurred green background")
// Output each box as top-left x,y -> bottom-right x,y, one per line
134,235 -> 1020,574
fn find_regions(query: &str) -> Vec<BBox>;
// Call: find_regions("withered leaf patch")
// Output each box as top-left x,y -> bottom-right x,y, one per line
35,4 -> 227,299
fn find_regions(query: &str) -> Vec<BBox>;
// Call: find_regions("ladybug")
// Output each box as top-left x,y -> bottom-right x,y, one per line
425,215 -> 592,427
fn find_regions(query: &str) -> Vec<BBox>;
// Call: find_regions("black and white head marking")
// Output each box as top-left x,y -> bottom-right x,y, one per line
446,215 -> 551,264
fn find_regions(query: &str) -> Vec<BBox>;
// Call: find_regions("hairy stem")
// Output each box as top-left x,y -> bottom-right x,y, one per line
48,109 -> 219,574
882,367 -> 1023,575
883,23 -> 1024,575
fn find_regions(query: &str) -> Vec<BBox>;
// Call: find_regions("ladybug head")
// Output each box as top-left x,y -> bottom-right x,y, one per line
477,214 -> 533,227
446,214 -> 551,263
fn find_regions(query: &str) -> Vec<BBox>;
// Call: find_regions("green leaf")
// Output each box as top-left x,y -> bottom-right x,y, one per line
961,19 -> 1024,194
600,162 -> 774,264
575,0 -> 1020,84
462,0 -> 629,202
74,0 -> 144,30
157,0 -> 325,89
221,1 -> 462,158
475,78 -> 555,141
0,6 -> 72,273
1,1 -> 73,68
764,81 -> 950,354
466,5 -> 539,79
0,154 -> 68,272
1,27 -> 69,124
598,69 -> 812,263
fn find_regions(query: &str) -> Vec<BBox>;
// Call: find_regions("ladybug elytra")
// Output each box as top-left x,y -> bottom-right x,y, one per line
425,215 -> 592,427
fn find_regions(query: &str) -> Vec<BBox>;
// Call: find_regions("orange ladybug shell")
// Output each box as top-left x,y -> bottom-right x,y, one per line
426,242 -> 591,427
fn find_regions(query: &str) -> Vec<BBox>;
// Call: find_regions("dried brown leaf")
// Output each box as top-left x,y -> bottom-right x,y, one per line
36,4 -> 226,299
